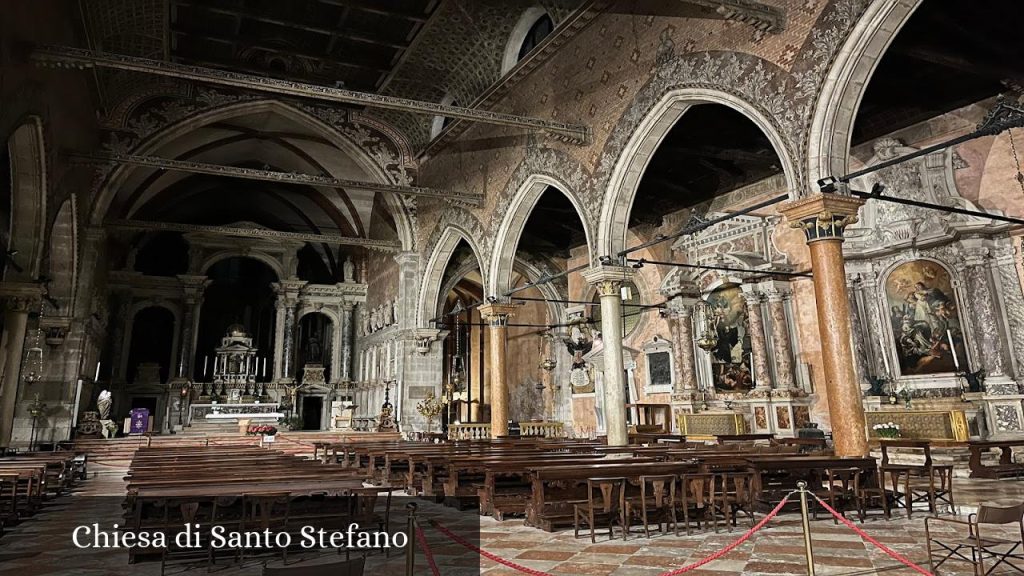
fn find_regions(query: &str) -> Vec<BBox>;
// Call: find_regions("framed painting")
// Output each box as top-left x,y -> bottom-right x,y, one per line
884,260 -> 967,375
705,284 -> 754,393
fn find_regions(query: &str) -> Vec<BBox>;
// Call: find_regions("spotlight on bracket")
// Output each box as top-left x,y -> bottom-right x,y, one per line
870,182 -> 886,197
486,295 -> 498,304
817,177 -> 838,193
598,255 -> 613,266
631,259 -> 645,269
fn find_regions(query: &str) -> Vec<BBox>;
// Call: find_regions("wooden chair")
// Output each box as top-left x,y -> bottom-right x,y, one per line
573,477 -> 627,543
926,502 -> 1024,575
717,471 -> 756,530
810,467 -> 860,523
625,474 -> 676,538
240,492 -> 292,564
854,467 -> 890,522
880,439 -> 956,518
677,473 -> 717,534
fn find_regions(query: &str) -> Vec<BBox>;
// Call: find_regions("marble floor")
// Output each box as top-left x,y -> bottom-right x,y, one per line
3,462 -> 1024,576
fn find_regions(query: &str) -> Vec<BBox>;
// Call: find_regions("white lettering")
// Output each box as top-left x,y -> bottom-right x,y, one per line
72,524 -> 94,548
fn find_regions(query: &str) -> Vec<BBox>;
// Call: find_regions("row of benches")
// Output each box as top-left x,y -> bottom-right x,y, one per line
0,450 -> 85,536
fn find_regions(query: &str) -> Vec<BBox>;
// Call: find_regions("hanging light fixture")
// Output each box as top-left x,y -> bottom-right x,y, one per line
538,330 -> 557,372
449,302 -> 465,393
695,300 -> 719,353
22,298 -> 45,384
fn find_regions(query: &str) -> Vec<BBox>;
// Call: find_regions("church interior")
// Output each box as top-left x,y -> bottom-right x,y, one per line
4,1 -> 1024,574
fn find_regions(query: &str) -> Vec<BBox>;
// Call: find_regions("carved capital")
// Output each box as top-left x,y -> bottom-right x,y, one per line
0,282 -> 44,313
478,303 -> 517,327
779,194 -> 864,243
582,265 -> 636,297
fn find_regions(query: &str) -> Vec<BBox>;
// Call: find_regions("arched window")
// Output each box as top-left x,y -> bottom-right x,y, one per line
430,94 -> 460,140
501,8 -> 553,75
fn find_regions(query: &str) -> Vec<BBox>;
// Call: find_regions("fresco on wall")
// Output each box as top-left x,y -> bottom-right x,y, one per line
705,284 -> 754,393
885,260 -> 967,375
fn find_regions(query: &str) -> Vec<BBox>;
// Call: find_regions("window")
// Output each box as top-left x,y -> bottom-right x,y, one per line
501,8 -> 553,75
591,281 -> 643,337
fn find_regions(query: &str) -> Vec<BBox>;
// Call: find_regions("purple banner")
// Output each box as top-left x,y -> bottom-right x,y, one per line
129,408 -> 150,434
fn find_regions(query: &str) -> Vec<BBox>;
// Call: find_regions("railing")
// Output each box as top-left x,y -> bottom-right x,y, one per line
447,421 -> 566,440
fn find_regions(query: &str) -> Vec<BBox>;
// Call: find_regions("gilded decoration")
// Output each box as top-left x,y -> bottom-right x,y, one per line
677,412 -> 747,436
884,260 -> 966,376
865,410 -> 969,442
705,284 -> 754,393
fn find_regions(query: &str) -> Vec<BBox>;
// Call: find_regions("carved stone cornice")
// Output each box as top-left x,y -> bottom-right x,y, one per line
780,194 -> 865,243
32,46 -> 591,144
0,282 -> 43,313
272,279 -> 308,303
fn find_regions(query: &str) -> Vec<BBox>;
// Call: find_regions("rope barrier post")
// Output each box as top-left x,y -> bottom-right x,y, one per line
797,481 -> 816,576
405,502 -> 418,576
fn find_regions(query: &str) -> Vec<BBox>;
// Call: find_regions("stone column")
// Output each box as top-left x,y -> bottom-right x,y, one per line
740,287 -> 772,390
176,275 -> 209,381
341,304 -> 355,382
108,291 -> 131,383
763,283 -> 797,390
780,194 -> 868,457
0,283 -> 42,446
582,266 -> 635,446
479,303 -> 516,438
666,295 -> 699,392
272,280 -> 307,383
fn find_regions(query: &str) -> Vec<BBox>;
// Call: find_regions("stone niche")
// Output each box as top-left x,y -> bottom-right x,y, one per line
844,138 -> 1024,439
659,212 -> 812,437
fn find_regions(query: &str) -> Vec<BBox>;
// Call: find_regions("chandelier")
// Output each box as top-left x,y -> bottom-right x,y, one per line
448,304 -> 466,393
538,330 -> 557,372
23,298 -> 45,384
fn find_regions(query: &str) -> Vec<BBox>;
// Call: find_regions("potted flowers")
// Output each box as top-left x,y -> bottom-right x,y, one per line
246,424 -> 278,444
873,422 -> 900,439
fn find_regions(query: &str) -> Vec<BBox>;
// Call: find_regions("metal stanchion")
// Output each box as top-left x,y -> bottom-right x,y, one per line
797,481 -> 816,576
405,502 -> 418,576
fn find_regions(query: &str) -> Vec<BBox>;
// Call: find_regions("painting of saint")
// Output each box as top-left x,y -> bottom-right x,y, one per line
705,284 -> 754,393
884,260 -> 967,375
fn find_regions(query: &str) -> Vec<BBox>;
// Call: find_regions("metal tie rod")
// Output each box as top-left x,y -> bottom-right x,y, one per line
628,258 -> 812,278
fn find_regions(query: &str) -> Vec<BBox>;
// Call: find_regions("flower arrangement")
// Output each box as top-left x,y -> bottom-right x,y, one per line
872,422 -> 900,439
246,424 -> 278,437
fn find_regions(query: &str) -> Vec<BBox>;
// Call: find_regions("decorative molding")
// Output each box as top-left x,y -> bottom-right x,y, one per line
105,219 -> 401,252
72,152 -> 482,206
32,46 -> 591,144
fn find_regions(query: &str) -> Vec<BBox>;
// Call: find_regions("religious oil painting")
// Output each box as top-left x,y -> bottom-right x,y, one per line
705,284 -> 754,393
885,260 -> 967,375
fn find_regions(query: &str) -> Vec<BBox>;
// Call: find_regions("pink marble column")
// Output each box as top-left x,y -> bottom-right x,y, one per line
765,286 -> 796,390
741,288 -> 772,390
667,297 -> 698,393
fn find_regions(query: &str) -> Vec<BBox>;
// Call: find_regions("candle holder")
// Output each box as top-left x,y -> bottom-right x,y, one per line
416,391 -> 445,434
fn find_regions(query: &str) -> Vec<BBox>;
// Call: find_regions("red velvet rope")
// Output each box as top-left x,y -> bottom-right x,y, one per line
428,494 -> 791,576
415,525 -> 442,576
810,493 -> 932,576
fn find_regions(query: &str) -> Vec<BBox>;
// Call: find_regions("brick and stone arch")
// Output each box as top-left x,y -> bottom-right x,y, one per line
416,226 -> 489,328
805,0 -> 922,185
596,88 -> 800,259
488,173 -> 593,298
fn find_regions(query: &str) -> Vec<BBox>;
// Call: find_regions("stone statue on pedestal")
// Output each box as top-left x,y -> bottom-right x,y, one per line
343,258 -> 355,283
97,390 -> 112,420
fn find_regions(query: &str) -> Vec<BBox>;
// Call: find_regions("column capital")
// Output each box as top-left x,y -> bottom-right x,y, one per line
779,193 -> 864,242
0,281 -> 44,312
271,279 -> 308,300
479,303 -> 517,326
582,265 -> 636,297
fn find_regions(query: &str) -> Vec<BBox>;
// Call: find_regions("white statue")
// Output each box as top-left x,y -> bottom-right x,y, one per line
97,389 -> 112,420
343,258 -> 355,283
390,300 -> 398,325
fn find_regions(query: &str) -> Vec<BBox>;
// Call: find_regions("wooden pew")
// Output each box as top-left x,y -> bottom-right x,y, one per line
968,440 -> 1024,479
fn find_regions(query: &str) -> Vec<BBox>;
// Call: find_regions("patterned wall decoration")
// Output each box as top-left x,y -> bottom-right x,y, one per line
884,260 -> 966,376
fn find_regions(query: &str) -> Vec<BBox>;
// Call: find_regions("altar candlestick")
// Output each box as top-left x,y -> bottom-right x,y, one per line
213,356 -> 218,375
94,362 -> 101,382
947,329 -> 960,370
203,356 -> 209,378
262,357 -> 267,378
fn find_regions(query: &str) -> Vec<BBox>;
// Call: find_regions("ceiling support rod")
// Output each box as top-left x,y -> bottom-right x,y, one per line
70,151 -> 483,206
105,219 -> 402,251
627,258 -> 812,278
32,46 -> 592,144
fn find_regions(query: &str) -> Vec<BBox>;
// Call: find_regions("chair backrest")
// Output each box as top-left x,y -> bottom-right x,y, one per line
825,467 -> 861,493
977,502 -> 1024,526
880,439 -> 932,468
718,472 -> 754,501
639,475 -> 675,508
679,473 -> 715,508
586,477 -> 625,514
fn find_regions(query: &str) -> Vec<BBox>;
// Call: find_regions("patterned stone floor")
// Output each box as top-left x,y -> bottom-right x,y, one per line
3,462 -> 1024,575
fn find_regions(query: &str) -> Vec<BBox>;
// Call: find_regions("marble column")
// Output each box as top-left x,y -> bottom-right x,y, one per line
780,194 -> 868,457
961,241 -> 1012,378
582,266 -> 635,446
108,291 -> 131,383
667,296 -> 699,393
341,304 -> 355,382
740,287 -> 772,390
176,275 -> 209,381
763,284 -> 797,390
479,302 -> 516,438
0,284 -> 42,446
272,280 -> 307,383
